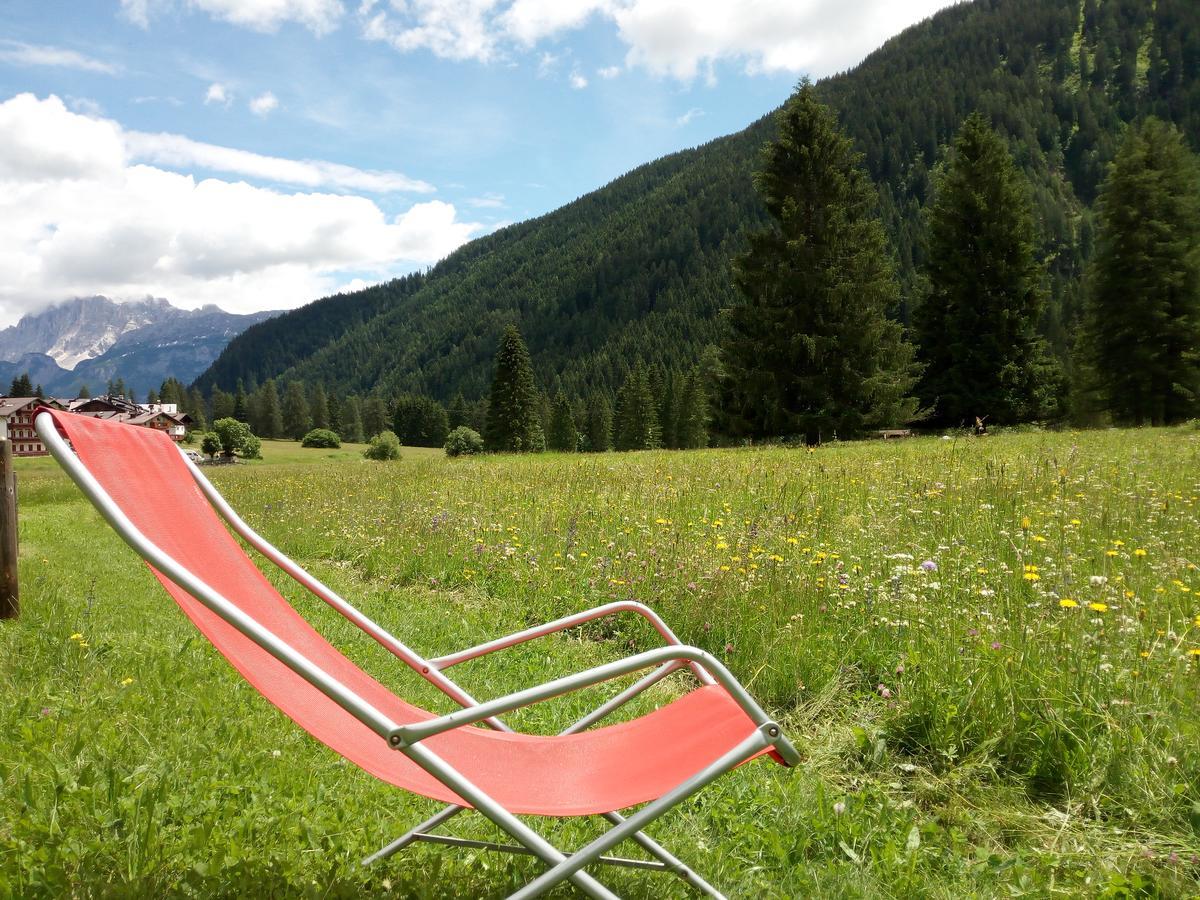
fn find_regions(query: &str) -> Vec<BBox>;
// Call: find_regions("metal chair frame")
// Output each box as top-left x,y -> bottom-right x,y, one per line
36,412 -> 798,899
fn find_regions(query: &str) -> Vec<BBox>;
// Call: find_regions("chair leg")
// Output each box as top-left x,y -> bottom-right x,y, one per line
602,811 -> 727,900
362,804 -> 465,866
507,729 -> 769,900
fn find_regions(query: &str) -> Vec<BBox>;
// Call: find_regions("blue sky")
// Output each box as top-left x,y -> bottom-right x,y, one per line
0,0 -> 956,325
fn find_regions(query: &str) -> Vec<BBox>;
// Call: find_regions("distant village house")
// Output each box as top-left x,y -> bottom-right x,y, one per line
0,395 -> 193,456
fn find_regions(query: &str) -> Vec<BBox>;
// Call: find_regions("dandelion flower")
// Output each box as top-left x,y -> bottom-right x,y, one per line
1059,598 -> 1078,608
120,677 -> 133,686
1023,572 -> 1041,582
1088,602 -> 1108,613
1189,649 -> 1200,658
69,633 -> 83,641
1133,548 -> 1147,557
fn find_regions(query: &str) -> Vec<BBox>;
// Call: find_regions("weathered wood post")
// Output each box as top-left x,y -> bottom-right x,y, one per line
0,419 -> 18,619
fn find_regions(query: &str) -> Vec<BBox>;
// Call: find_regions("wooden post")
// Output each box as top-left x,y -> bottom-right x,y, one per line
0,436 -> 17,619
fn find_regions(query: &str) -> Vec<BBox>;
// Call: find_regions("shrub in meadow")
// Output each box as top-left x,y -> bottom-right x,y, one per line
301,428 -> 341,449
363,429 -> 401,460
444,426 -> 484,457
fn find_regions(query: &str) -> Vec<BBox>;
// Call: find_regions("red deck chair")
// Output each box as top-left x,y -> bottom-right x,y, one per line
35,408 -> 797,899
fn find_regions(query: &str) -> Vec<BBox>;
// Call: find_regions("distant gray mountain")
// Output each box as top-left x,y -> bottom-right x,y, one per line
0,297 -> 280,398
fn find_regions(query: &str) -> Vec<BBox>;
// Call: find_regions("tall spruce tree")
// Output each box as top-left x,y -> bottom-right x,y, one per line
281,380 -> 311,439
677,368 -> 710,449
256,379 -> 284,438
725,82 -> 919,443
210,386 -> 235,421
917,112 -> 1060,426
233,379 -> 249,422
310,384 -> 330,430
340,396 -> 365,443
586,394 -> 613,452
362,395 -> 389,440
8,373 -> 32,396
484,324 -> 540,452
1082,118 -> 1200,425
547,390 -> 579,451
614,364 -> 660,451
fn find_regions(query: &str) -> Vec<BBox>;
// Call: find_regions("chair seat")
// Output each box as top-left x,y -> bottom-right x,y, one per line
49,409 -> 782,817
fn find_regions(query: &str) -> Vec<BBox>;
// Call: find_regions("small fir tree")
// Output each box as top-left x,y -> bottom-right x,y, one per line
484,324 -> 540,452
724,82 -> 920,443
1082,118 -> 1200,425
233,380 -> 249,422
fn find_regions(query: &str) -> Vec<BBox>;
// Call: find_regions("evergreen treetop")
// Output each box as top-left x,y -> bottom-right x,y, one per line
484,324 -> 540,452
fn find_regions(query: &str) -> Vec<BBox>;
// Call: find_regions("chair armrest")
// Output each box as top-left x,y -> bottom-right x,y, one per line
388,644 -> 799,765
429,601 -> 716,685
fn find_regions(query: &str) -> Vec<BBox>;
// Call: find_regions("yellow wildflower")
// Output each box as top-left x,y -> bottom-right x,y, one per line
1059,598 -> 1078,608
1088,602 -> 1108,613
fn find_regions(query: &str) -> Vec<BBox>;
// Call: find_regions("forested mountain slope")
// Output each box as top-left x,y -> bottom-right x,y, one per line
196,0 -> 1199,402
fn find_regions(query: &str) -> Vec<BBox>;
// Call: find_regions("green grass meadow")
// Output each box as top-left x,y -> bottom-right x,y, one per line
2,430 -> 1200,897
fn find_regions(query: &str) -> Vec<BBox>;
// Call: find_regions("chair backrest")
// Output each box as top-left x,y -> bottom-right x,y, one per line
42,409 -> 463,794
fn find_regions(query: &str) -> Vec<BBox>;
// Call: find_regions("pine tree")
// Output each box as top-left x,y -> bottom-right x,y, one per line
585,394 -> 612,452
327,394 -> 342,434
281,380 -> 311,440
210,386 -> 235,421
233,379 -> 249,422
10,372 -> 34,395
1082,118 -> 1200,426
256,379 -> 283,438
448,393 -> 469,429
159,377 -> 185,407
677,368 -> 710,449
77,384 -> 91,399
725,82 -> 920,443
362,395 -> 389,440
146,388 -> 160,404
484,324 -> 540,452
34,383 -> 43,400
186,387 -> 206,430
614,364 -> 659,451
310,384 -> 330,430
341,396 -> 365,443
659,370 -> 680,450
547,390 -> 579,451
917,112 -> 1060,426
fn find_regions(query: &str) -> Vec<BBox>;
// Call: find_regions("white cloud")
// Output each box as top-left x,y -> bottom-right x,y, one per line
124,130 -> 435,193
204,82 -> 230,105
596,65 -> 621,79
501,0 -> 612,46
121,0 -> 345,35
675,106 -> 703,126
361,0 -> 504,63
356,0 -> 956,82
0,40 -> 118,75
467,192 -> 506,208
569,70 -> 588,89
0,93 -> 481,324
249,91 -> 279,116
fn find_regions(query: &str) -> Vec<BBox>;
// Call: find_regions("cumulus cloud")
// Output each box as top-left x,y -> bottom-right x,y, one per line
121,0 -> 344,35
596,65 -> 621,79
249,90 -> 279,116
357,0 -> 955,82
204,82 -> 230,105
569,70 -> 588,89
0,40 -> 118,75
0,93 -> 481,323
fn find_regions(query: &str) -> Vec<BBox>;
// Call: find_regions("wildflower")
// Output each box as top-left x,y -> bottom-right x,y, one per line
1188,649 -> 1200,658
1089,575 -> 1108,587
990,641 -> 1001,651
877,684 -> 892,699
1023,572 -> 1040,582
1059,598 -> 1078,608
1133,548 -> 1147,557
1089,602 -> 1108,613
920,559 -> 937,572
120,677 -> 133,686
69,633 -> 82,641
833,801 -> 846,815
